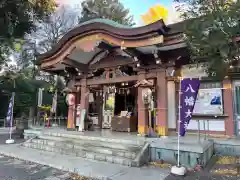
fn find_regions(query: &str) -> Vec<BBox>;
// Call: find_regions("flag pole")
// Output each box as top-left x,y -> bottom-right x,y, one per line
6,79 -> 15,144
9,91 -> 15,140
177,77 -> 181,167
171,76 -> 186,176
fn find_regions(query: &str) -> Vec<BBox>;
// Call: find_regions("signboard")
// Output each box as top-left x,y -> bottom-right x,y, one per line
76,104 -> 85,132
78,109 -> 86,132
193,89 -> 223,115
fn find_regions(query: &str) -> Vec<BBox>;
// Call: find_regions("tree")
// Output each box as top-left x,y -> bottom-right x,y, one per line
175,0 -> 240,79
25,6 -> 77,121
0,0 -> 56,69
14,5 -> 78,70
79,0 -> 135,26
31,5 -> 79,53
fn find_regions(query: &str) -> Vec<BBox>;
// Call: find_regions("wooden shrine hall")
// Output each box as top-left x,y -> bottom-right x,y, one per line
37,19 -> 188,136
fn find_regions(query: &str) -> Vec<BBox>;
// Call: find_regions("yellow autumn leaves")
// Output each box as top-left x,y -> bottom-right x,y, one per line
141,4 -> 168,25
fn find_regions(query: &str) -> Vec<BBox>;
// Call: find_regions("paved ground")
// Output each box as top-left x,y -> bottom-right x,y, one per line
0,141 -> 169,180
0,131 -> 238,180
164,172 -> 240,180
0,133 -> 25,145
0,155 -> 72,180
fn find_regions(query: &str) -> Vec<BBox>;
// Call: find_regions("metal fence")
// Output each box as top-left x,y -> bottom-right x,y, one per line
32,116 -> 68,127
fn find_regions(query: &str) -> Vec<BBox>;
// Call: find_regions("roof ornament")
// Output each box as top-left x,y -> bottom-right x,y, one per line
120,41 -> 126,50
134,57 -> 138,62
94,40 -> 101,47
156,58 -> 162,65
64,68 -> 70,77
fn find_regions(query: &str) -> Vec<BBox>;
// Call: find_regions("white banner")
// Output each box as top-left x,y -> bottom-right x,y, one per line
37,88 -> 43,107
51,91 -> 57,113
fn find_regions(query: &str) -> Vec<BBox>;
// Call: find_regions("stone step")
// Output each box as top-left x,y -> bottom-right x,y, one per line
38,134 -> 142,152
42,131 -> 145,146
31,138 -> 137,159
23,141 -> 138,167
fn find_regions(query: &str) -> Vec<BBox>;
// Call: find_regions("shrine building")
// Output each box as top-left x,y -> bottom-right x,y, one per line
37,18 -> 237,137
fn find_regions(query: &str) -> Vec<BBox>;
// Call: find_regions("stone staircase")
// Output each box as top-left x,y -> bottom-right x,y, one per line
22,131 -> 149,167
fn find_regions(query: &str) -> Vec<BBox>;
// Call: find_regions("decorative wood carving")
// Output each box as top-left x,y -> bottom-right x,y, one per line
40,33 -> 164,69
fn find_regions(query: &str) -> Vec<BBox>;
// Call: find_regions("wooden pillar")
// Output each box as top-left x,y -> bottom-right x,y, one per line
96,91 -> 103,129
137,71 -> 148,136
223,79 -> 235,137
80,78 -> 88,110
156,70 -> 168,136
80,78 -> 89,128
67,93 -> 76,130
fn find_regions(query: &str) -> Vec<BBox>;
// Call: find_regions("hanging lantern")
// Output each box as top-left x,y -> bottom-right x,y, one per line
66,93 -> 75,106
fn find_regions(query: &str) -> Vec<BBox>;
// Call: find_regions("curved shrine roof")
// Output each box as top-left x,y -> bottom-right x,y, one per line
37,18 -> 169,61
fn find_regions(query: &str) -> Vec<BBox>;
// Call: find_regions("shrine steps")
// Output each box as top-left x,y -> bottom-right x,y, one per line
22,131 -> 149,167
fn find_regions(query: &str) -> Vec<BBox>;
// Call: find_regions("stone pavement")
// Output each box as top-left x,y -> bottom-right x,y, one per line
0,133 -> 25,145
0,155 -> 71,180
0,142 -> 169,180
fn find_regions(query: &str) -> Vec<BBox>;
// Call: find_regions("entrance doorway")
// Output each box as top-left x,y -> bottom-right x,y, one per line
100,83 -> 138,132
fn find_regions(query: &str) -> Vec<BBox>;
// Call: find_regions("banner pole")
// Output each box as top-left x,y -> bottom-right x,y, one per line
177,78 -> 181,167
6,80 -> 16,144
9,92 -> 15,140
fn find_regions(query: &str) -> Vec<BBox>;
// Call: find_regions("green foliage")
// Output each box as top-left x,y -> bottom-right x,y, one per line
0,68 -> 49,116
0,70 -> 68,118
175,0 -> 240,79
79,0 -> 135,26
0,0 -> 56,68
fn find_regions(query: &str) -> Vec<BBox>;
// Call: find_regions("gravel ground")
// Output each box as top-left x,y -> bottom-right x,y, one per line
0,133 -> 98,180
0,155 -> 71,180
164,155 -> 240,180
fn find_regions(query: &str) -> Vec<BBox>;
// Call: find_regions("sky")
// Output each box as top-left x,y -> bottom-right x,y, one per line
56,0 -> 181,26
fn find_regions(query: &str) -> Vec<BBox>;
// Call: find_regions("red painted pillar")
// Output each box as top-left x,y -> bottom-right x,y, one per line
80,78 -> 89,129
156,70 -> 168,136
223,79 -> 235,137
137,72 -> 148,136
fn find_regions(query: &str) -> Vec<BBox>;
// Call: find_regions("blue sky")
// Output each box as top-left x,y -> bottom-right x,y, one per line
121,0 -> 173,24
121,0 -> 172,16
58,0 -> 177,25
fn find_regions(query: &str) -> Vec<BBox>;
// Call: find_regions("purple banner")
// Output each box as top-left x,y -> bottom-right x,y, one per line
180,78 -> 200,136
